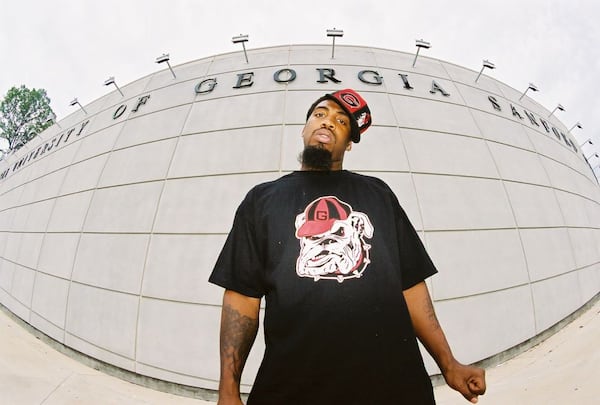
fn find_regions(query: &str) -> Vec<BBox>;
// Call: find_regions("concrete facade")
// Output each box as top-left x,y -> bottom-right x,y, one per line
0,44 -> 598,393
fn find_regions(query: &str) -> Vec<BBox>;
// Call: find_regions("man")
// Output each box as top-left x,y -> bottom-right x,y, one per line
209,89 -> 486,404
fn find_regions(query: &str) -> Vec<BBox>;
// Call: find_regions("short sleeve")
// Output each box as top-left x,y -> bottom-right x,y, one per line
208,190 -> 267,298
391,191 -> 438,289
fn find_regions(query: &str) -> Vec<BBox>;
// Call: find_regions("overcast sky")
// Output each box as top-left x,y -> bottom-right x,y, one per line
1,0 -> 599,166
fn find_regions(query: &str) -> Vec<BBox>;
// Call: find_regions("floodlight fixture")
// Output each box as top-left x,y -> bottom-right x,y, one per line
579,138 -> 593,148
412,39 -> 431,68
155,54 -> 169,63
548,103 -> 565,118
326,28 -> 344,59
585,152 -> 599,160
519,83 -> 539,100
46,111 -> 61,129
569,122 -> 583,132
69,98 -> 87,114
155,53 -> 176,79
475,59 -> 496,83
232,34 -> 249,63
104,76 -> 124,97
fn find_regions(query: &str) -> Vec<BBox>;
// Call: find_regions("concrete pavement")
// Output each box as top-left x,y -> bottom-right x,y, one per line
1,298 -> 598,404
434,298 -> 599,404
0,308 -> 213,405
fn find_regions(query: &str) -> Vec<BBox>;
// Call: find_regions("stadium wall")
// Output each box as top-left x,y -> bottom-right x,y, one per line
0,44 -> 598,392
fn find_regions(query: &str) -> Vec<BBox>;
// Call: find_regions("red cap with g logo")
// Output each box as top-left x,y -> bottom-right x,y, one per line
327,89 -> 372,143
296,196 -> 352,237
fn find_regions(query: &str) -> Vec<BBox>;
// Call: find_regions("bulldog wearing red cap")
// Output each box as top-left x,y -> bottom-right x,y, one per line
294,195 -> 374,282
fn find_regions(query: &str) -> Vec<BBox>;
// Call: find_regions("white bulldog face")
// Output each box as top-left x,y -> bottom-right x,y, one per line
295,204 -> 374,283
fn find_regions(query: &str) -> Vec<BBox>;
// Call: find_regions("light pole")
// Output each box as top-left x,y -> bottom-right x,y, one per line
585,152 -> 599,161
104,76 -> 124,97
412,39 -> 431,68
156,53 -> 176,79
579,138 -> 593,149
519,83 -> 539,100
326,28 -> 344,59
69,98 -> 87,114
548,103 -> 565,118
569,122 -> 583,132
475,60 -> 495,83
232,34 -> 249,63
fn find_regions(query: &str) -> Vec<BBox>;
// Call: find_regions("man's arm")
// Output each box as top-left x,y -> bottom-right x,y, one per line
403,281 -> 486,404
217,289 -> 261,405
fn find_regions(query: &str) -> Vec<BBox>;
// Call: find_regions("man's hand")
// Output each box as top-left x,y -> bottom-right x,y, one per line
442,362 -> 486,403
403,282 -> 486,403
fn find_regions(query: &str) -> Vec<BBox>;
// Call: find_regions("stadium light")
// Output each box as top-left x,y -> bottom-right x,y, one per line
519,83 -> 538,100
46,111 -> 61,129
104,76 -> 124,97
155,53 -> 176,79
69,98 -> 87,114
548,103 -> 565,118
585,152 -> 599,161
326,28 -> 344,59
412,39 -> 431,67
232,34 -> 249,63
570,122 -> 583,132
475,60 -> 495,83
579,138 -> 593,148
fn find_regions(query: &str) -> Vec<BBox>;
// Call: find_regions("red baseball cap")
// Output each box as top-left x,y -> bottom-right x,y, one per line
296,196 -> 352,237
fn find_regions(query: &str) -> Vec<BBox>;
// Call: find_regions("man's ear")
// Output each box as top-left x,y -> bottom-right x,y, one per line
345,141 -> 352,152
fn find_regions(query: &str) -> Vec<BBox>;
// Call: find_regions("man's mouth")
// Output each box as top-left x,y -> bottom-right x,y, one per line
312,129 -> 334,144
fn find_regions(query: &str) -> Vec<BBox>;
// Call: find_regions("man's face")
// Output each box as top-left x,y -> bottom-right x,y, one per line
301,99 -> 352,170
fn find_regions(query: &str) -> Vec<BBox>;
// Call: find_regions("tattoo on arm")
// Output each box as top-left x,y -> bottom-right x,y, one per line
422,293 -> 442,332
220,303 -> 259,385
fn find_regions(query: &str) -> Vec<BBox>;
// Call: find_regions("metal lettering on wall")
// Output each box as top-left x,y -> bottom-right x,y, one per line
0,66 -> 580,181
186,67 -> 574,155
487,95 -> 577,153
0,95 -> 151,181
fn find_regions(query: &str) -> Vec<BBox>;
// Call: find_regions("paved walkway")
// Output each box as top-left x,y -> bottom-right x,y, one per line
434,299 -> 599,404
1,299 -> 598,404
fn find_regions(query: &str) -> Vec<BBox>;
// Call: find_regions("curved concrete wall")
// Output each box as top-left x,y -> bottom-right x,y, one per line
0,45 -> 598,392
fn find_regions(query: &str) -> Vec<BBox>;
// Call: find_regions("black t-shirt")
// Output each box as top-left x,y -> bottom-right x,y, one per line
210,170 -> 438,404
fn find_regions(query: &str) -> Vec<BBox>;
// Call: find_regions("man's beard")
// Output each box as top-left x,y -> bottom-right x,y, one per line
299,145 -> 333,170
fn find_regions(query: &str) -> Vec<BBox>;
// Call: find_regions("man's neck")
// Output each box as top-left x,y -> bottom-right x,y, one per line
300,165 -> 343,171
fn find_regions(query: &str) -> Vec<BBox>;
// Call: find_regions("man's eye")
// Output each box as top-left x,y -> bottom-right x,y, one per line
337,118 -> 346,125
314,112 -> 324,117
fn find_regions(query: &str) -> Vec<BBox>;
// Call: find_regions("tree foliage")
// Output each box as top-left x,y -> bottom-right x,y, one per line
0,85 -> 55,153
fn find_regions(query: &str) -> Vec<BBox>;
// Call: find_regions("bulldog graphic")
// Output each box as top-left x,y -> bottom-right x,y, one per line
295,196 -> 374,282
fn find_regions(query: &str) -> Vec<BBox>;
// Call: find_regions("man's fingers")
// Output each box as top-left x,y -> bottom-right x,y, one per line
462,373 -> 486,403
468,373 -> 486,395
460,388 -> 478,404
445,364 -> 486,403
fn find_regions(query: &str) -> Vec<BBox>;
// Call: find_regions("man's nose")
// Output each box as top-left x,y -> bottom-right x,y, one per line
321,119 -> 334,129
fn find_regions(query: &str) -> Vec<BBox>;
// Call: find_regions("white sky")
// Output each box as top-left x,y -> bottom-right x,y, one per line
1,0 -> 599,165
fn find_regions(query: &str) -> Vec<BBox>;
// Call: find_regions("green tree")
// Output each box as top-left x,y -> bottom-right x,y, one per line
0,85 -> 55,152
